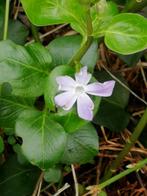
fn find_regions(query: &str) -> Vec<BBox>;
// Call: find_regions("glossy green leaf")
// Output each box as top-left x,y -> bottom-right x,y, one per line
20,0 -> 88,36
51,95 -> 101,133
61,124 -> 98,164
91,0 -> 119,37
0,41 -> 52,97
51,108 -> 86,133
7,21 -> 29,45
44,167 -> 61,183
47,35 -> 98,71
0,136 -> 4,154
0,0 -> 28,44
0,155 -> 40,196
0,95 -> 34,128
16,109 -> 67,169
45,65 -> 74,110
94,100 -> 130,132
104,13 -> 147,54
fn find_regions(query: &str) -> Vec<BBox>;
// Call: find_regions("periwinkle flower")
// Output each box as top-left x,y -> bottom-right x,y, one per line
54,66 -> 115,121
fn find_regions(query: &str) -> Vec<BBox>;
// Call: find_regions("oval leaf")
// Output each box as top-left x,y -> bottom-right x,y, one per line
0,95 -> 34,128
0,41 -> 52,97
104,13 -> 147,54
20,0 -> 88,36
0,155 -> 40,196
61,123 -> 99,164
16,109 -> 67,169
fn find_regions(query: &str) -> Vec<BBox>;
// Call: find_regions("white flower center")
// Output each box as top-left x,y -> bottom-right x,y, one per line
75,85 -> 85,95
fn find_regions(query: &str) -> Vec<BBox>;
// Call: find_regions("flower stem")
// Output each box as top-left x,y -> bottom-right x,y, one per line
123,0 -> 147,12
3,0 -> 10,40
98,158 -> 147,190
102,107 -> 147,181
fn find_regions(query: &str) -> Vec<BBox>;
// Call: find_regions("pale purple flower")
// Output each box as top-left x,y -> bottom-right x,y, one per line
54,66 -> 115,121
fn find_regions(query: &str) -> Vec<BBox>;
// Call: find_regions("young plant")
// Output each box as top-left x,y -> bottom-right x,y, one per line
0,0 -> 147,193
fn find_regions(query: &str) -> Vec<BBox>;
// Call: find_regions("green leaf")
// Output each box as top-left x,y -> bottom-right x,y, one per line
0,41 -> 52,97
47,35 -> 98,72
16,109 -> 67,169
0,136 -> 4,154
0,155 -> 40,196
20,0 -> 88,36
0,95 -> 34,128
91,0 -> 119,37
44,167 -> 61,183
0,0 -> 29,44
93,100 -> 130,132
104,13 -> 147,54
61,123 -> 98,164
51,96 -> 101,133
51,108 -> 86,133
93,70 -> 130,132
7,20 -> 29,45
45,65 -> 74,110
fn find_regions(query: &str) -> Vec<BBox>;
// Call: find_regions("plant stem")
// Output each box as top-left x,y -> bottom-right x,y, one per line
31,24 -> 41,43
68,36 -> 93,66
123,0 -> 147,12
102,107 -> 147,181
3,0 -> 10,40
68,6 -> 93,67
98,158 -> 147,190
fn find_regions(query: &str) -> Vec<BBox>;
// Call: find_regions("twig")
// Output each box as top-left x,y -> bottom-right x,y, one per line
32,172 -> 44,196
25,24 -> 68,45
140,65 -> 147,88
136,172 -> 147,196
71,164 -> 79,196
53,183 -> 70,196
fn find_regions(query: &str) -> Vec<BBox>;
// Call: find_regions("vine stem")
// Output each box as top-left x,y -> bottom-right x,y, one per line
102,107 -> 147,181
84,159 -> 147,196
3,0 -> 10,40
98,158 -> 147,190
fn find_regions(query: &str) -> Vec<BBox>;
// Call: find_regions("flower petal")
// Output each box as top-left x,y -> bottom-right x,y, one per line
77,93 -> 94,121
56,76 -> 76,91
54,92 -> 77,110
75,66 -> 91,85
86,80 -> 115,97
